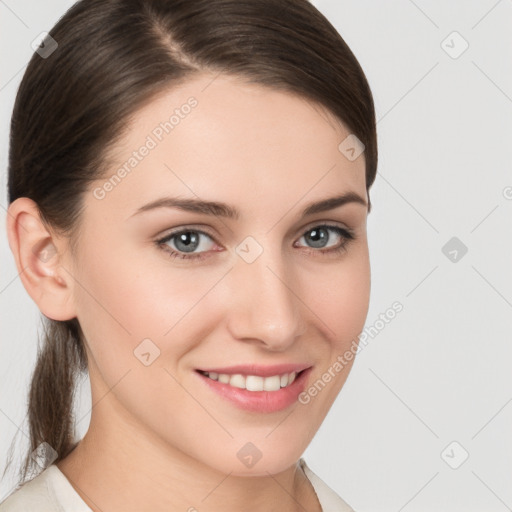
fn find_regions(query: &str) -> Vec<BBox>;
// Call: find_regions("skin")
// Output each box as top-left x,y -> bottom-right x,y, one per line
7,73 -> 371,511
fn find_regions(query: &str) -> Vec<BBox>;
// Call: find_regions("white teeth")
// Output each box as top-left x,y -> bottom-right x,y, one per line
263,375 -> 281,391
229,374 -> 245,389
202,370 -> 300,391
246,375 -> 263,391
218,373 -> 230,384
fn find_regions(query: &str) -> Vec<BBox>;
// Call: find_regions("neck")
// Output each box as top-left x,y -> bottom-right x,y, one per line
57,402 -> 321,512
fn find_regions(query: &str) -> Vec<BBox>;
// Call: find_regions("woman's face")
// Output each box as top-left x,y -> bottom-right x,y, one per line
64,73 -> 370,476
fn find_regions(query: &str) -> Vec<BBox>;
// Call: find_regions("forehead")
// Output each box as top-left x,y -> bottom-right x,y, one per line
89,73 -> 366,222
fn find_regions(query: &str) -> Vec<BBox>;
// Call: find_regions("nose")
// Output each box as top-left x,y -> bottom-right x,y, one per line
225,245 -> 305,351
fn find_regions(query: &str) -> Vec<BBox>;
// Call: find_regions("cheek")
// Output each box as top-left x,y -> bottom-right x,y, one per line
71,250 -> 212,427
294,252 -> 370,419
71,252 -> 239,471
304,245 -> 371,350
73,246 -> 226,367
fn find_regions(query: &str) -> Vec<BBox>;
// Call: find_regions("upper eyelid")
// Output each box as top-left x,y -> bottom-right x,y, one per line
156,225 -> 219,244
158,219 -> 352,238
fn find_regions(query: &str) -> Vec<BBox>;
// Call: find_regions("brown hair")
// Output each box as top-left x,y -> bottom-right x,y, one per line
4,0 -> 377,490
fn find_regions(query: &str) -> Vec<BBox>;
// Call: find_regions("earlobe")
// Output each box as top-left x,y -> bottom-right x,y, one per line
6,197 -> 77,321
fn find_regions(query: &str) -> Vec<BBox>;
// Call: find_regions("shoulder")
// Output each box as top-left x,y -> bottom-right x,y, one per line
300,458 -> 356,512
0,466 -> 61,512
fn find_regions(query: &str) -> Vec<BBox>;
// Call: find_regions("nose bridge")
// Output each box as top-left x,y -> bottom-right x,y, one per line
227,240 -> 304,349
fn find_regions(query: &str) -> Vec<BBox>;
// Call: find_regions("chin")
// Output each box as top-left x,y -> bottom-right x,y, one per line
199,436 -> 310,478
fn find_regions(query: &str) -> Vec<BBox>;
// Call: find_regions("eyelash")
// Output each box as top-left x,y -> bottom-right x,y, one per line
155,224 -> 356,262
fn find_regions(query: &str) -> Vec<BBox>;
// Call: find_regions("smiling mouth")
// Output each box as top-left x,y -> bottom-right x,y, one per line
196,369 -> 305,392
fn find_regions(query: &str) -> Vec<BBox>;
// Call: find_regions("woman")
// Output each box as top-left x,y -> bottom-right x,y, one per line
1,0 -> 377,510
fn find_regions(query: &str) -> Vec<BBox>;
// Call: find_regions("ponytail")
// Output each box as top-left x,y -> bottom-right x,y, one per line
4,317 -> 87,487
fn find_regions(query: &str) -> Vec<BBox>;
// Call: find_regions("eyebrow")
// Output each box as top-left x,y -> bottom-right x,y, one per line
128,191 -> 368,221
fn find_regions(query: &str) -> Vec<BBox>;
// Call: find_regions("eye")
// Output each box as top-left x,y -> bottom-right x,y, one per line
156,228 -> 219,261
294,224 -> 355,255
155,223 -> 356,262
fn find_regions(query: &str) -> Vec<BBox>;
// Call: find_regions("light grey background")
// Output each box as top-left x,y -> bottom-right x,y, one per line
1,1 -> 511,510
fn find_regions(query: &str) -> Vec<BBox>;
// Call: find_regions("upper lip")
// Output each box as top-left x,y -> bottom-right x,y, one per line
196,363 -> 312,377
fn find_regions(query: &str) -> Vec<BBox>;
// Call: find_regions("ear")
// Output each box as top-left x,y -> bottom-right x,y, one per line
6,197 -> 77,321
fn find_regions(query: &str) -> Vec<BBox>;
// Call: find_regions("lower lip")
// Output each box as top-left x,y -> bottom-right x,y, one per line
196,368 -> 312,413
